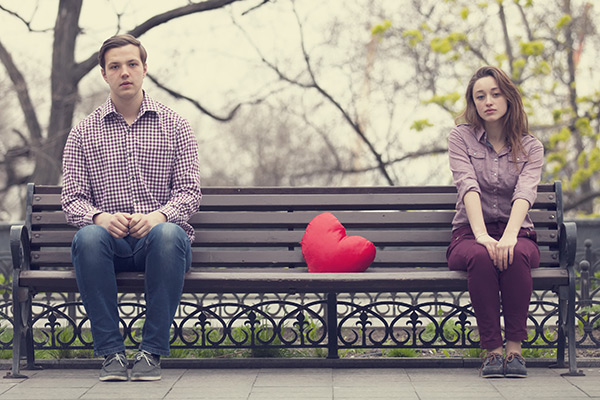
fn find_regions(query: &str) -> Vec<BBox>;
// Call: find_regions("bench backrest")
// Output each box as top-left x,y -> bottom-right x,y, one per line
25,183 -> 564,270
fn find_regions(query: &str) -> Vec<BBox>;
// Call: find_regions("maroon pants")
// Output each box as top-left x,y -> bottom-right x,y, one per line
446,222 -> 540,350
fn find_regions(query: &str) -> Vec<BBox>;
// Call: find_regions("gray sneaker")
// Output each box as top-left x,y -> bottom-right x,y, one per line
480,352 -> 504,378
99,352 -> 128,381
130,350 -> 161,381
505,353 -> 527,378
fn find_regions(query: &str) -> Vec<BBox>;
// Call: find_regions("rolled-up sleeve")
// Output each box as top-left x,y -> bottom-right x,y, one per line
512,138 -> 544,207
448,126 -> 480,201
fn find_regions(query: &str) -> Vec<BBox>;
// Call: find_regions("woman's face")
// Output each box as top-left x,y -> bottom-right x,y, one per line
472,76 -> 508,124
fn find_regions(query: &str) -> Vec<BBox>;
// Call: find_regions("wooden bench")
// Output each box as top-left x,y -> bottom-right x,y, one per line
8,182 -> 580,377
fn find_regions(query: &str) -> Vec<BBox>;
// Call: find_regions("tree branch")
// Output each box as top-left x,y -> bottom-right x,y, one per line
291,146 -> 447,178
295,3 -> 396,185
74,0 -> 250,81
242,0 -> 272,16
515,2 -> 534,41
565,191 -> 600,212
498,2 -> 514,75
0,38 -> 43,145
147,73 -> 249,122
0,4 -> 52,32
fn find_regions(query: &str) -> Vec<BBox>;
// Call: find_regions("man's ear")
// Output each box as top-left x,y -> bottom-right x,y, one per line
100,68 -> 108,83
143,63 -> 147,77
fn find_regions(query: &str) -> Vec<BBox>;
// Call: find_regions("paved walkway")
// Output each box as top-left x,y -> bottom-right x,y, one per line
0,366 -> 597,400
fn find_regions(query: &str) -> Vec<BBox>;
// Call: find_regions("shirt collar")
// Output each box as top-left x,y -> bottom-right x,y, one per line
100,91 -> 159,120
474,125 -> 486,142
477,125 -> 512,156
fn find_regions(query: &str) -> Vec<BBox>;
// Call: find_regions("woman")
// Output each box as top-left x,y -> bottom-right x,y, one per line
447,66 -> 544,378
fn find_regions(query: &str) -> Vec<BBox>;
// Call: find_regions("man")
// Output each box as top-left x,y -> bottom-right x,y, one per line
61,34 -> 201,382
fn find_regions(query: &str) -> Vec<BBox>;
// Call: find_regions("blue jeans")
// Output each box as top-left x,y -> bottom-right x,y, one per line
71,223 -> 192,357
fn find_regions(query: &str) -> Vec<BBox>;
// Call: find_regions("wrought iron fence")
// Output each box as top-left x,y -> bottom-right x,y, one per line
0,243 -> 598,357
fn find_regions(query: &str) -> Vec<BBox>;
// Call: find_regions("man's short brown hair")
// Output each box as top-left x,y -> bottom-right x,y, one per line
98,34 -> 147,69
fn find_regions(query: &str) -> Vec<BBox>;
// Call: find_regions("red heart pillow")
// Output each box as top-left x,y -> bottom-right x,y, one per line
301,212 -> 376,273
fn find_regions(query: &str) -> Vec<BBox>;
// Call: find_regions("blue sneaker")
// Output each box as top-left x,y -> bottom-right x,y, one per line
99,352 -> 128,381
130,350 -> 161,381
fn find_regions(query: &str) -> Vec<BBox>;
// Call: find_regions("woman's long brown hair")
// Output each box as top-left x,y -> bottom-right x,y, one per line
455,66 -> 529,161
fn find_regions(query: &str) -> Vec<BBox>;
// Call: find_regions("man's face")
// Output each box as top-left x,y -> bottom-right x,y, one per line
101,44 -> 147,102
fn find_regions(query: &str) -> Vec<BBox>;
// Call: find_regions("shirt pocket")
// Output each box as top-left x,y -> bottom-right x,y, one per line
467,147 -> 486,169
507,156 -> 526,176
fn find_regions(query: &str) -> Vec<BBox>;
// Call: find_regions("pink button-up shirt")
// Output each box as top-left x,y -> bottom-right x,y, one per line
448,124 -> 544,231
61,93 -> 202,242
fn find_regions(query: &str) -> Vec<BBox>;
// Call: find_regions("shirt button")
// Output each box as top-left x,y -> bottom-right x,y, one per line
493,173 -> 497,176
493,204 -> 497,208
494,158 -> 498,162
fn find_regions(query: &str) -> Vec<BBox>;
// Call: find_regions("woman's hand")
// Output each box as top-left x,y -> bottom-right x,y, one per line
496,234 -> 518,271
476,234 -> 499,266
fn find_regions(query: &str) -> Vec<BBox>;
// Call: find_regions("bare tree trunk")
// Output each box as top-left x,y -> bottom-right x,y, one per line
32,0 -> 82,185
27,0 -> 246,185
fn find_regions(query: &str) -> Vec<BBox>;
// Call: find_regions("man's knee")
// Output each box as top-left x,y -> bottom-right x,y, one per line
147,223 -> 187,244
73,224 -> 111,251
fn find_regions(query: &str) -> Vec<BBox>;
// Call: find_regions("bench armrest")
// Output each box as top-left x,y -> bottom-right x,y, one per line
10,224 -> 31,273
559,221 -> 577,270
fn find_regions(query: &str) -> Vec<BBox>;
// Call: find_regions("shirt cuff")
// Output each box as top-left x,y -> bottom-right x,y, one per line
457,181 -> 480,202
83,209 -> 103,226
512,191 -> 535,208
157,205 -> 178,223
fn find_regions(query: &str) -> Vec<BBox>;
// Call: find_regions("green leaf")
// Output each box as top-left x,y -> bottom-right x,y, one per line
410,119 -> 434,131
402,29 -> 423,47
548,127 -> 571,148
423,92 -> 461,108
372,20 -> 392,37
556,14 -> 572,29
520,41 -> 545,56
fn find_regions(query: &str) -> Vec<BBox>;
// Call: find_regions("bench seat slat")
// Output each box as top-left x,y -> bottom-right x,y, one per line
29,229 -> 561,247
30,190 -> 559,211
30,249 -> 560,267
29,210 -> 559,229
18,267 -> 568,294
29,183 -> 559,195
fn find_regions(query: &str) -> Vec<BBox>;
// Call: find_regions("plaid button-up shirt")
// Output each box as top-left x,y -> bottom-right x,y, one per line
448,124 -> 544,232
61,93 -> 201,242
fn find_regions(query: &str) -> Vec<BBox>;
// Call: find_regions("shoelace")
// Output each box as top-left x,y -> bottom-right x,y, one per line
506,353 -> 525,364
484,352 -> 502,365
135,350 -> 156,366
104,353 -> 126,367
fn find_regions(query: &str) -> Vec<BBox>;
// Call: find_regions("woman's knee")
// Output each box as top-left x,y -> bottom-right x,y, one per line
512,239 -> 540,269
448,241 -> 493,271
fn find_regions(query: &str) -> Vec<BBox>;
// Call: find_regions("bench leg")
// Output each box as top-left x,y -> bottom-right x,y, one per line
5,288 -> 30,379
561,269 -> 584,376
326,293 -> 339,359
552,286 -> 567,369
